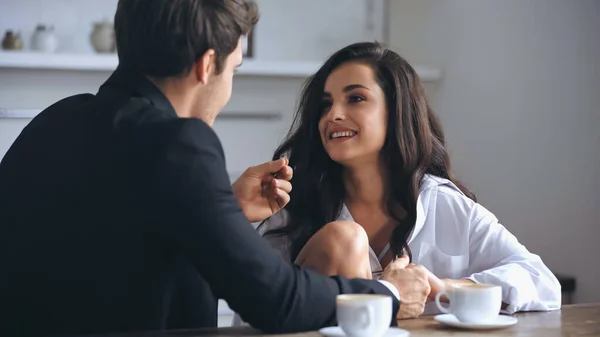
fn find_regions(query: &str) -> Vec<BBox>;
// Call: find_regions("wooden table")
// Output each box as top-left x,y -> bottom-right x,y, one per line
87,303 -> 599,337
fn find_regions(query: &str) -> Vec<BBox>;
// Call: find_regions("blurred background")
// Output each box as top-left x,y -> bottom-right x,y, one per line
0,0 -> 598,326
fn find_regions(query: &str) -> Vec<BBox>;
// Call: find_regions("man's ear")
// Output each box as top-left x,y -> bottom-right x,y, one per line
195,48 -> 216,84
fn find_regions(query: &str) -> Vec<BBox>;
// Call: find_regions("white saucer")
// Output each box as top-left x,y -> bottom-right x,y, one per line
318,326 -> 409,336
434,314 -> 518,330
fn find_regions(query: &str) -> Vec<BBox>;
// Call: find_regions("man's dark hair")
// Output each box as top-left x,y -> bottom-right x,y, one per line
115,0 -> 258,77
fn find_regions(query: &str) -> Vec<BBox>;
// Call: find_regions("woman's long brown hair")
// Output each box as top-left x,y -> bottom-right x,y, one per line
259,42 -> 476,261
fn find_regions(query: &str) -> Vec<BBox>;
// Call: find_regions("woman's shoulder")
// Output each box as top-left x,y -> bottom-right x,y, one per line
421,174 -> 474,201
419,174 -> 497,224
419,174 -> 491,223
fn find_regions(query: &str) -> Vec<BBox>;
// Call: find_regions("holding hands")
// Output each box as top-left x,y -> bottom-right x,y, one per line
380,256 -> 430,319
380,255 -> 455,319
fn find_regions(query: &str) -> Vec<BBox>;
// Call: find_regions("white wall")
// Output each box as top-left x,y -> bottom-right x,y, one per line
389,0 -> 600,303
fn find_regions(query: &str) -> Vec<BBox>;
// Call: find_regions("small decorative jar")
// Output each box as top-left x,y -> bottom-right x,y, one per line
2,30 -> 23,50
90,20 -> 115,53
31,24 -> 59,53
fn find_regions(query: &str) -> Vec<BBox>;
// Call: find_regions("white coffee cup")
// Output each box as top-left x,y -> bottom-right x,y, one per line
336,294 -> 392,337
435,283 -> 502,324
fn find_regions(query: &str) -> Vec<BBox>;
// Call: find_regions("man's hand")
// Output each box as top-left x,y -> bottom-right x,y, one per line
232,158 -> 293,223
380,256 -> 430,320
406,262 -> 448,302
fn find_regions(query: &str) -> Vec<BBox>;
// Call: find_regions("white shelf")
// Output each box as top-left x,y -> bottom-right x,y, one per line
0,51 -> 441,81
0,51 -> 118,72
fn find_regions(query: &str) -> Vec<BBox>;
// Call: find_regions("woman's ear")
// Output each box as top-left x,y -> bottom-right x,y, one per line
195,48 -> 216,84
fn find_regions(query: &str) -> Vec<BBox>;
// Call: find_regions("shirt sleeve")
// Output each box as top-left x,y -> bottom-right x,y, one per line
464,202 -> 562,314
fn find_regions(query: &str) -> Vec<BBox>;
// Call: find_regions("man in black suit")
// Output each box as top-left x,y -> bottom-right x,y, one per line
0,0 -> 432,336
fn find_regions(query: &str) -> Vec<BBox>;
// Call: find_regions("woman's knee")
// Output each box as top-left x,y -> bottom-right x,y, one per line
296,221 -> 371,278
300,220 -> 370,262
319,221 -> 369,254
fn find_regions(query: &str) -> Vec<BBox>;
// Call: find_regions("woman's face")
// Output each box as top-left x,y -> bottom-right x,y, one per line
318,61 -> 388,166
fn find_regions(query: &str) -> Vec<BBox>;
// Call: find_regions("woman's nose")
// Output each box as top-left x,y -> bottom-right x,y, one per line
327,104 -> 345,121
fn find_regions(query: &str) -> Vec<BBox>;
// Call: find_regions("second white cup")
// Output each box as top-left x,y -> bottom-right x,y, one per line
435,283 -> 502,324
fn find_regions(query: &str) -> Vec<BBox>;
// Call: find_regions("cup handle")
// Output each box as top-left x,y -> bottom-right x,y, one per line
435,290 -> 451,314
355,306 -> 374,333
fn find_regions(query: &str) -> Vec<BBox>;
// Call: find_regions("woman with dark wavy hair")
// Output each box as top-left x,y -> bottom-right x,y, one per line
248,42 -> 561,320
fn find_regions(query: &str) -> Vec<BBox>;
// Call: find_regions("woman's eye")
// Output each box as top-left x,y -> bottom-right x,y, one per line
322,100 -> 332,112
349,95 -> 365,103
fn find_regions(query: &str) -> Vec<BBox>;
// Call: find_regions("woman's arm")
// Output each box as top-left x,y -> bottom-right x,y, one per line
463,203 -> 562,314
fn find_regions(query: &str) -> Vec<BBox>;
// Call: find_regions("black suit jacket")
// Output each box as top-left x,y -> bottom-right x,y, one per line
0,69 -> 400,337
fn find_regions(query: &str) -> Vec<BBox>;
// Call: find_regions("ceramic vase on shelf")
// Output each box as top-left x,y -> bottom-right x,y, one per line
31,24 -> 59,53
90,20 -> 115,53
2,30 -> 23,50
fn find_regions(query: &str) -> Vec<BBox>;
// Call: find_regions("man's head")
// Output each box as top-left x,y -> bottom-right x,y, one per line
114,0 -> 258,124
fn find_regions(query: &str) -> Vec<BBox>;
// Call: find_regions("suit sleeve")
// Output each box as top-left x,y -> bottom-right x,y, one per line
151,120 -> 400,333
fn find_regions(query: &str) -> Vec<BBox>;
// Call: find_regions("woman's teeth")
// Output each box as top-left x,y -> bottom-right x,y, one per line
331,131 -> 356,139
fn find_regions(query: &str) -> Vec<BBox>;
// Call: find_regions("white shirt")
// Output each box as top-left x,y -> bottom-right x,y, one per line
232,174 -> 561,325
257,174 -> 561,314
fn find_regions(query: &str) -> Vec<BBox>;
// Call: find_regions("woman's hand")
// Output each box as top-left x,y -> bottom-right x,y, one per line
422,272 -> 508,309
407,263 -> 475,302
408,263 -> 445,302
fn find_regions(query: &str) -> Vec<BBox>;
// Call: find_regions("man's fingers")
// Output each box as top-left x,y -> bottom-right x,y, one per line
385,255 -> 410,271
261,171 -> 288,195
275,189 -> 290,208
267,188 -> 290,212
273,179 -> 292,193
261,177 -> 292,194
261,158 -> 287,174
251,158 -> 293,181
248,158 -> 283,176
393,255 -> 410,269
260,176 -> 275,196
275,165 -> 293,180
